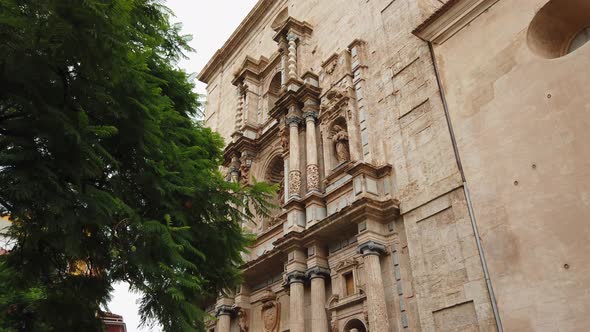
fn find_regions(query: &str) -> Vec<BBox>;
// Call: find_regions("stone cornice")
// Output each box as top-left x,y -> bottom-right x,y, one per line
272,17 -> 313,43
412,0 -> 499,44
198,0 -> 279,84
273,197 -> 400,251
223,134 -> 257,166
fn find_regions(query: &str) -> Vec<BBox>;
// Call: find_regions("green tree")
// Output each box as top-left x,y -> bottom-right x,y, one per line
0,0 -> 272,331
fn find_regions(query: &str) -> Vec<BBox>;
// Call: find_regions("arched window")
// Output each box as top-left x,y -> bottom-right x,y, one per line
267,72 -> 282,110
261,156 -> 284,231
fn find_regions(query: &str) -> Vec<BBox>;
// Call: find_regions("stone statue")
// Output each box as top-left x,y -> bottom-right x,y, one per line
240,163 -> 251,184
332,125 -> 350,163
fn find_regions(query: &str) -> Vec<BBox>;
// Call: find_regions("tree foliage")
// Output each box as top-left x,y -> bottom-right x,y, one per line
0,0 -> 273,330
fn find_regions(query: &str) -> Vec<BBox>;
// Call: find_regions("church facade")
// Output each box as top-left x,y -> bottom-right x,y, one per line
198,0 -> 590,331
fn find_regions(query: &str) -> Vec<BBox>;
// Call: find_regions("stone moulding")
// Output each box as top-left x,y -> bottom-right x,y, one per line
198,0 -> 277,83
412,0 -> 500,44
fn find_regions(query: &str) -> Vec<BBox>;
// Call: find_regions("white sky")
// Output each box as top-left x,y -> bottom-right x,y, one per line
108,1 -> 258,331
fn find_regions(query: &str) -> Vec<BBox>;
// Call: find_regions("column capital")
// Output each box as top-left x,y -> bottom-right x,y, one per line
286,116 -> 302,127
303,111 -> 318,121
215,304 -> 235,317
306,266 -> 331,280
286,270 -> 307,285
357,241 -> 387,257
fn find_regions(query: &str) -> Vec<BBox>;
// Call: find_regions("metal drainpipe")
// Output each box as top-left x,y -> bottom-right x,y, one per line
428,42 -> 504,332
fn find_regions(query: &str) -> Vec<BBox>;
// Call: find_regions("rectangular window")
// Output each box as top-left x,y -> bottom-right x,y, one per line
344,272 -> 355,296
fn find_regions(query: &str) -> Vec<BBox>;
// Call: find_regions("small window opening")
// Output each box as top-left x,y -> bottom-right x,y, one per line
344,272 -> 355,296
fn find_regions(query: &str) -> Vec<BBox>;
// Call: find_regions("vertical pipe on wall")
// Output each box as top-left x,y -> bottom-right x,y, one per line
428,42 -> 504,332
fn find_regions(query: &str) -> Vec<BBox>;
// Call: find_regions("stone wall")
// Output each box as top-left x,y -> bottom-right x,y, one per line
430,0 -> 590,330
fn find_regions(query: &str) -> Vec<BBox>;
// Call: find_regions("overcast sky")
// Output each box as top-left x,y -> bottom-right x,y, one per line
107,1 -> 258,331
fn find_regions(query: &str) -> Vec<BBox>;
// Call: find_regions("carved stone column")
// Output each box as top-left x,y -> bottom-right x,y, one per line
287,116 -> 302,199
286,32 -> 298,80
304,109 -> 320,193
235,84 -> 246,132
230,154 -> 240,183
307,267 -> 330,332
287,271 -> 306,332
279,37 -> 288,91
215,305 -> 233,332
358,241 -> 390,332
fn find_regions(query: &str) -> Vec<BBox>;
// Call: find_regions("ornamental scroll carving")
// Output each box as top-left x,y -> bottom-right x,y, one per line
260,290 -> 281,332
237,308 -> 249,332
289,170 -> 301,196
307,164 -> 320,191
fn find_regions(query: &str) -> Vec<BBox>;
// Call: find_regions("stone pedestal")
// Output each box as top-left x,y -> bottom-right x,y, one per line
287,271 -> 306,332
358,241 -> 390,332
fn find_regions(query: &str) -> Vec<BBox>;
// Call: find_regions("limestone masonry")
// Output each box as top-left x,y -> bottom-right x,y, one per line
198,0 -> 590,331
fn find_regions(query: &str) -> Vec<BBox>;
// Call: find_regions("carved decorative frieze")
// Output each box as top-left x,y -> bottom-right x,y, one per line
289,170 -> 302,196
320,87 -> 350,117
307,164 -> 320,191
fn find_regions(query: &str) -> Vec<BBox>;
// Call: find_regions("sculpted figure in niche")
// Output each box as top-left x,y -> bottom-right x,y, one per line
332,125 -> 350,163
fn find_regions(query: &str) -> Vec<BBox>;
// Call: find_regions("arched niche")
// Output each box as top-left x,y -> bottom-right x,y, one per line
267,72 -> 282,111
259,153 -> 285,231
527,0 -> 590,58
343,318 -> 367,332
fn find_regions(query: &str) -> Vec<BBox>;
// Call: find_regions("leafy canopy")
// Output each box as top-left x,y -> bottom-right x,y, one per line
0,0 -> 273,331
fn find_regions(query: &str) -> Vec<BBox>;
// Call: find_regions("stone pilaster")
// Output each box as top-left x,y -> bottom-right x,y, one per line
358,241 -> 390,332
286,271 -> 306,332
215,304 -> 234,332
287,116 -> 302,199
306,267 -> 330,332
304,110 -> 320,193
